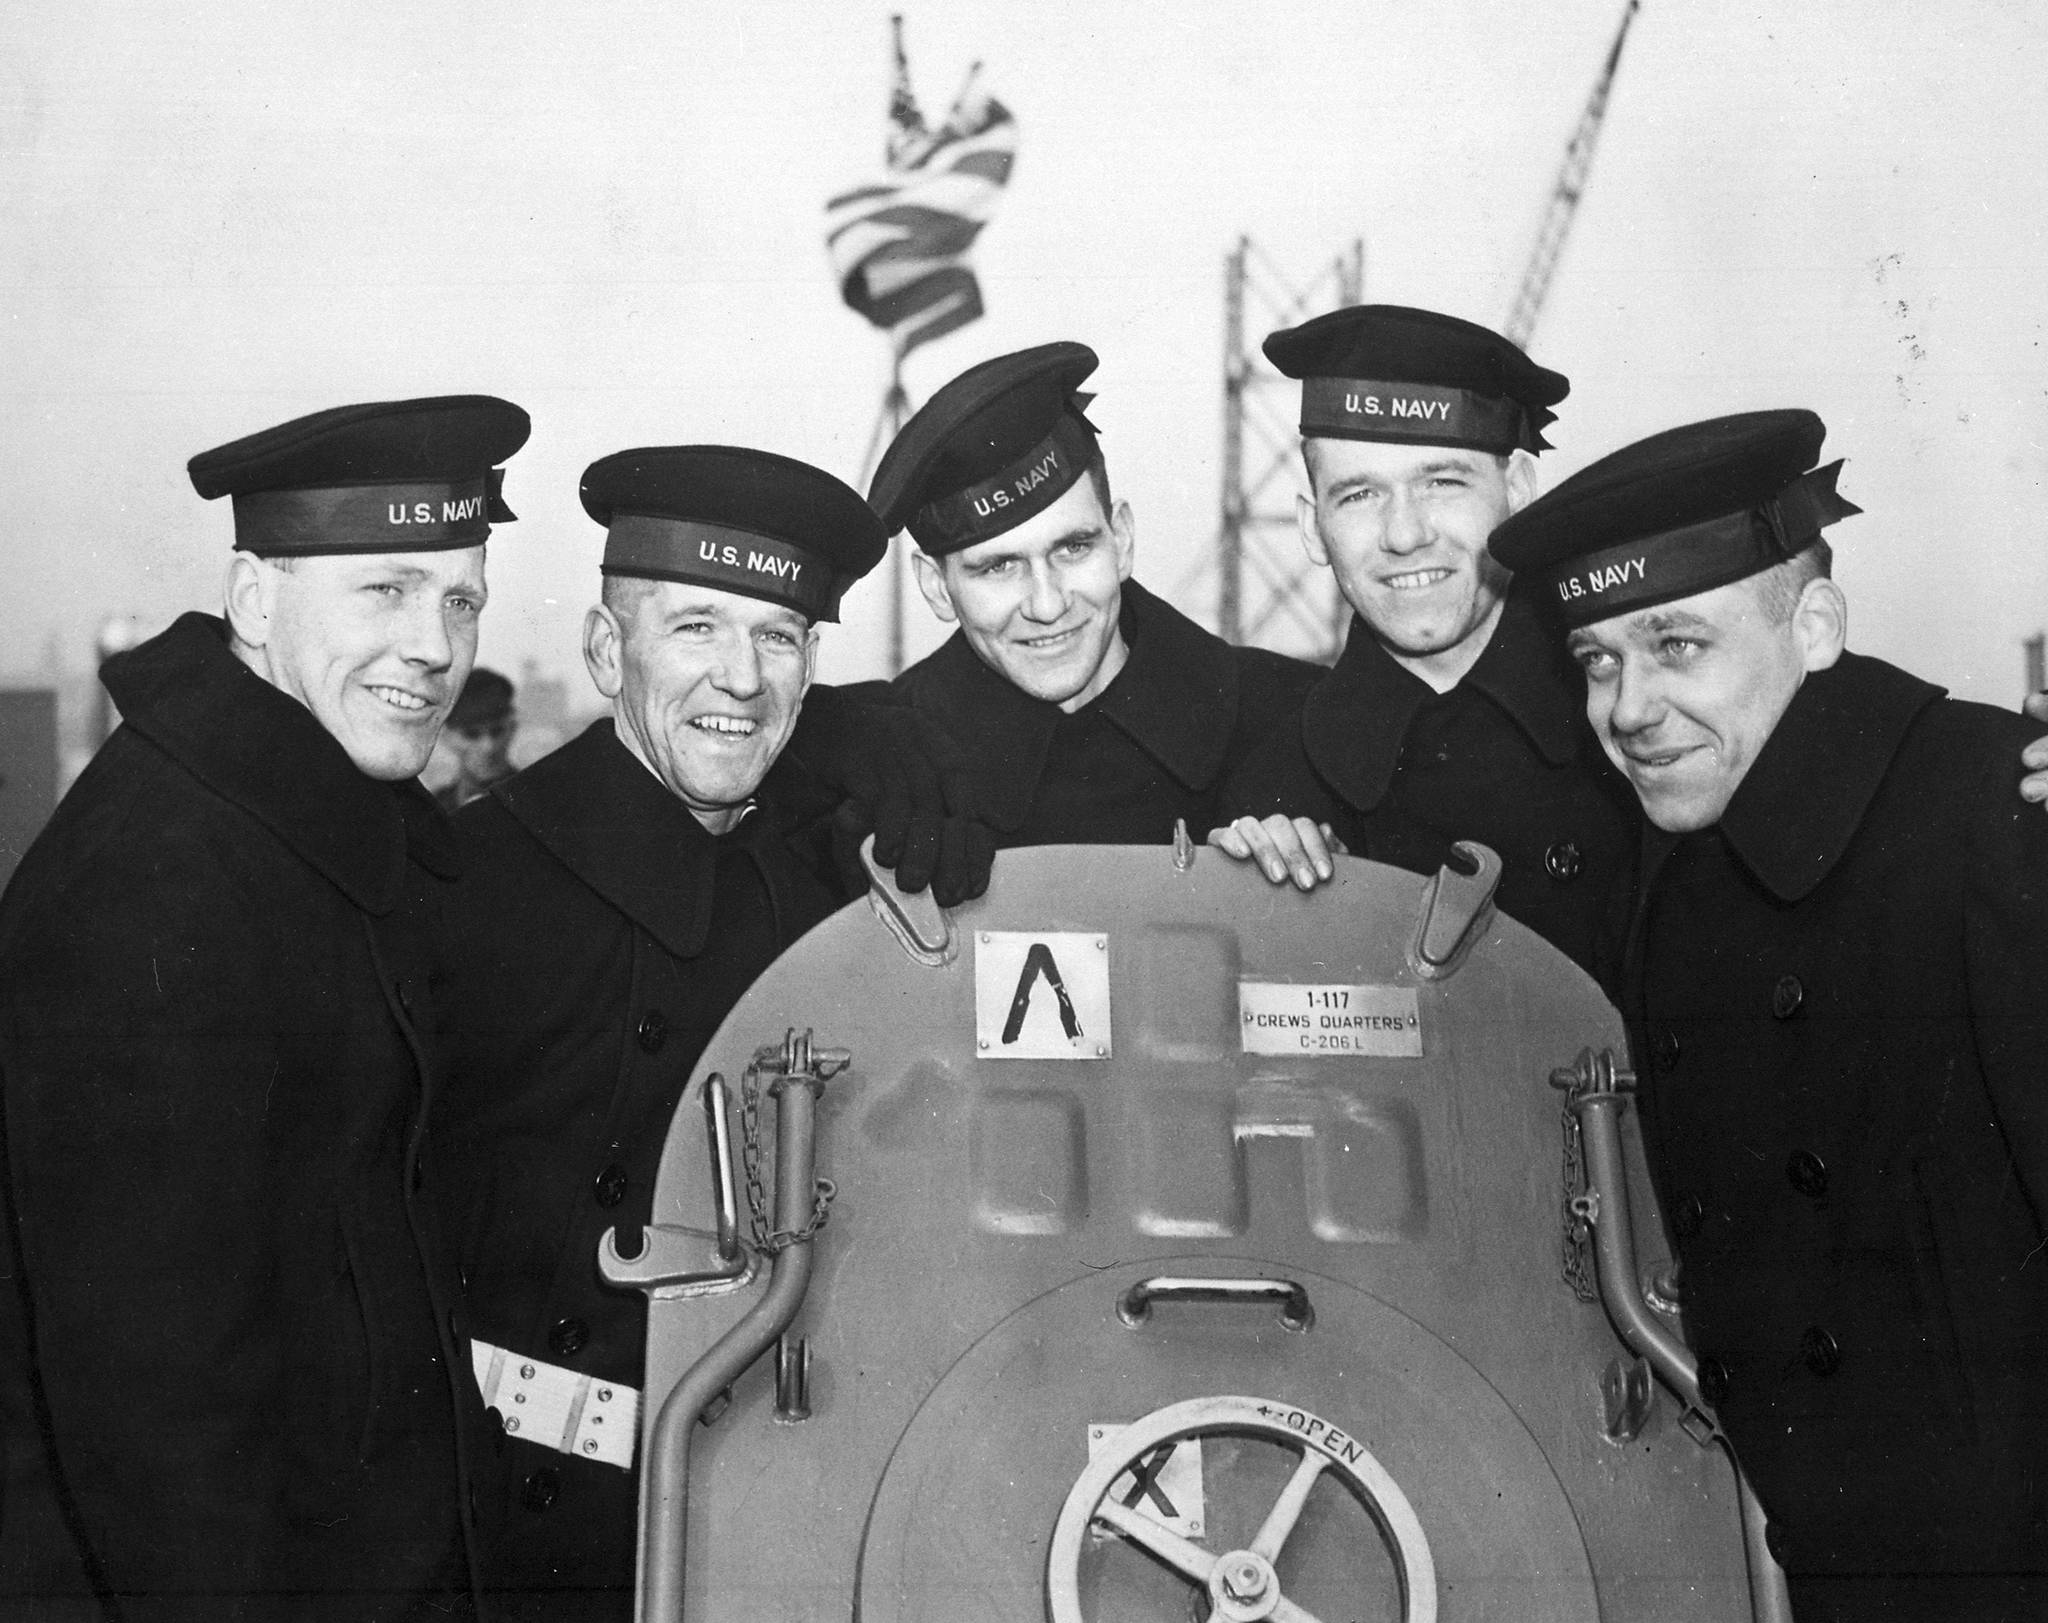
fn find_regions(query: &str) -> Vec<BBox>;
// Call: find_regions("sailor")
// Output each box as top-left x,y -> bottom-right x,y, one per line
432,445 -> 889,1619
1211,305 -> 1640,981
433,664 -> 518,811
1492,409 -> 2048,1620
863,341 -> 1321,845
0,395 -> 525,1614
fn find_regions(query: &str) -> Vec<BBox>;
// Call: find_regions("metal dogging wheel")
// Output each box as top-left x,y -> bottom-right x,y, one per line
1045,1395 -> 1438,1623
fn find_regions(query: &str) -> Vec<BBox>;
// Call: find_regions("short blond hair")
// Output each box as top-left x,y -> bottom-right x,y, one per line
1751,540 -> 1833,623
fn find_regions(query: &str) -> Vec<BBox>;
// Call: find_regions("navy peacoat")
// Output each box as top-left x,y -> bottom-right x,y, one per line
431,720 -> 845,1620
0,614 -> 484,1619
1625,652 -> 2048,1602
860,580 -> 1321,847
1219,589 -> 1640,984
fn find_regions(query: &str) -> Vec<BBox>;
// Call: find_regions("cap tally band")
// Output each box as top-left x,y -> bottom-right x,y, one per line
233,475 -> 498,555
1300,377 -> 1539,452
1544,461 -> 1860,628
602,515 -> 838,621
909,413 -> 1096,553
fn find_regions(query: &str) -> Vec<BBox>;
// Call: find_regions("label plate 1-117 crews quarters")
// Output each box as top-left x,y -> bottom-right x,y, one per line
1237,981 -> 1422,1057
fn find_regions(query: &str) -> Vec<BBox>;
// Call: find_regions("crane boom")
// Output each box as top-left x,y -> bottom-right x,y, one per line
1505,0 -> 1640,349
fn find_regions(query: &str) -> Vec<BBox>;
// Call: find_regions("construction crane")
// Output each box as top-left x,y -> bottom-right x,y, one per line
1504,0 -> 1641,348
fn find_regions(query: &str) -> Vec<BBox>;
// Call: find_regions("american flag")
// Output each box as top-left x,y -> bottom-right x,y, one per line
825,26 -> 1017,360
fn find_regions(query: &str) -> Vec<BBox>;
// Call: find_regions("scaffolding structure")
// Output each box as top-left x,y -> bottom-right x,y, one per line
1212,237 -> 1364,664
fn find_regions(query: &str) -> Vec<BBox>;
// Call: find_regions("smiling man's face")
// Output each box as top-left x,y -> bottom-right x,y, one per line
238,547 -> 487,780
584,578 -> 815,833
913,471 -> 1135,712
1299,438 -> 1532,688
1568,573 -> 1824,832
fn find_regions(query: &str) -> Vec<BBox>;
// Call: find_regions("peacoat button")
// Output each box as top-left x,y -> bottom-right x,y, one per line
1799,1326 -> 1841,1377
548,1316 -> 589,1358
593,1163 -> 629,1208
393,978 -> 414,1014
1651,1028 -> 1682,1073
520,1467 -> 561,1512
1543,841 -> 1583,881
1696,1356 -> 1731,1407
1770,974 -> 1804,1020
1785,1150 -> 1829,1199
1671,1193 -> 1706,1240
637,1010 -> 668,1054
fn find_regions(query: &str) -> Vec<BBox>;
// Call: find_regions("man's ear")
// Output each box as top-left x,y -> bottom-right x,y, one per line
1503,449 -> 1540,516
223,553 -> 276,651
1296,492 -> 1331,570
1793,575 -> 1848,673
799,625 -> 820,699
1109,498 -> 1137,581
911,551 -> 959,624
582,603 -> 626,699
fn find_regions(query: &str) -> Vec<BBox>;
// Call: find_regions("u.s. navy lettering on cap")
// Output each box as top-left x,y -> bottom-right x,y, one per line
911,412 -> 1094,554
1538,462 -> 1857,627
1299,377 -> 1531,453
1490,411 -> 1861,631
233,478 -> 494,555
602,516 -> 835,622
868,341 -> 1103,557
1263,305 -> 1569,455
580,445 -> 886,624
187,395 -> 530,557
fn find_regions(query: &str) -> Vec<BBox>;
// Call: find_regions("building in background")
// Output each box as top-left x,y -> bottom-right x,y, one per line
0,690 -> 59,892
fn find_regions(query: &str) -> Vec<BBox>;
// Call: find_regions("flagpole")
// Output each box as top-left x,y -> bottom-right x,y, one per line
858,348 -> 914,675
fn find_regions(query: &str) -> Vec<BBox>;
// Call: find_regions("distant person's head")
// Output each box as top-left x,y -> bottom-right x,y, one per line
579,445 -> 885,832
190,394 -> 530,780
1492,408 -> 1858,832
871,342 -> 1134,711
440,666 -> 517,804
1265,305 -> 1567,687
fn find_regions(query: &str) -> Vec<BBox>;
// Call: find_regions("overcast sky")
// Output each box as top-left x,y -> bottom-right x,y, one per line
5,0 -> 2045,704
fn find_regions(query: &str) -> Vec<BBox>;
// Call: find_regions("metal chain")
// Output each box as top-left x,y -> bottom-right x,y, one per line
1560,1104 -> 1598,1302
739,1053 -> 837,1257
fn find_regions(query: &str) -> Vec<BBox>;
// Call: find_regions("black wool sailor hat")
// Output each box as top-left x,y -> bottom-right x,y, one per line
188,394 -> 530,556
582,445 -> 885,624
1488,408 -> 1861,629
1264,304 -> 1569,455
868,341 -> 1103,556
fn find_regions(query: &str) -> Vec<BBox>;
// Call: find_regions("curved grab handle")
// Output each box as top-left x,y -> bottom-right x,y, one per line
859,834 -> 955,966
1116,1275 -> 1313,1333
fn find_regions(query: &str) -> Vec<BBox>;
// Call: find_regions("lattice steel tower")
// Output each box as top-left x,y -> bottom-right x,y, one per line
1213,237 -> 1363,664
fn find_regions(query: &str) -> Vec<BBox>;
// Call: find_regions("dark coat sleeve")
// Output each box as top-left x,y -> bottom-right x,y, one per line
2,820 -> 307,1610
1211,651 -> 1328,831
1211,715 -> 1347,839
1958,734 -> 2048,1216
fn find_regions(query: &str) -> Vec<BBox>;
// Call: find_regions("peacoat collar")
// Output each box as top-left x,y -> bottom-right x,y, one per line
488,718 -> 795,960
1301,587 -> 1583,812
902,579 -> 1242,832
1705,651 -> 1944,903
99,612 -> 455,915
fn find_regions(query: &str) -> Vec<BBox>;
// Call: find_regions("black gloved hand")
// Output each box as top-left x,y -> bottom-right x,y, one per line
792,685 -> 996,907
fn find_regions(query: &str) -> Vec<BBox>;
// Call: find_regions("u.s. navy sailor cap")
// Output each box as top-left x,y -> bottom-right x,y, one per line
1488,409 -> 1861,629
868,341 -> 1102,555
581,445 -> 885,624
1264,305 -> 1569,455
187,395 -> 530,556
